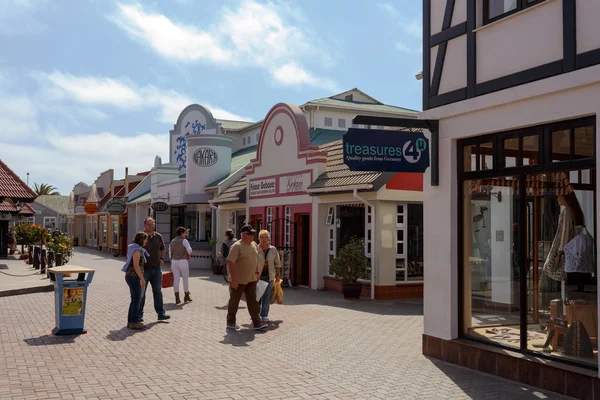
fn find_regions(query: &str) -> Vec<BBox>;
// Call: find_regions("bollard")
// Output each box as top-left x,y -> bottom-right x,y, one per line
33,246 -> 40,269
40,248 -> 47,275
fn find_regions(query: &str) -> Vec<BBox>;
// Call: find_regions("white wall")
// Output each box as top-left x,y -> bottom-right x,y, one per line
576,0 -> 600,54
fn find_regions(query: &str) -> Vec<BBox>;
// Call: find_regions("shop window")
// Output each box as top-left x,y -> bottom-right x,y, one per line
112,218 -> 118,246
266,207 -> 273,236
94,219 -> 97,241
27,217 -> 34,225
463,142 -> 495,172
327,207 -> 336,275
284,206 -> 291,248
395,203 -> 408,282
503,137 -> 519,168
460,120 -> 597,368
101,218 -> 107,244
338,119 -> 346,128
326,206 -> 334,225
407,204 -> 424,281
365,206 -> 372,258
324,117 -> 333,127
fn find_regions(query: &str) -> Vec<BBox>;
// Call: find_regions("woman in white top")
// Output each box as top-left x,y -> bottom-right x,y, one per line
169,226 -> 193,304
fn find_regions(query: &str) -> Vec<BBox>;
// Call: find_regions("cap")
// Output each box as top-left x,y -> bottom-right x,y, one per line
240,225 -> 256,235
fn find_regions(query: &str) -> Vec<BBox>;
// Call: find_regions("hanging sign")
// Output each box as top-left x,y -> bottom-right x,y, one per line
343,128 -> 430,173
151,201 -> 168,212
106,199 -> 127,215
83,203 -> 98,214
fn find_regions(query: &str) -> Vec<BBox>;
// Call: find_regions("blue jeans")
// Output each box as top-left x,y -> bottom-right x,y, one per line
139,267 -> 165,319
259,279 -> 274,319
125,274 -> 143,323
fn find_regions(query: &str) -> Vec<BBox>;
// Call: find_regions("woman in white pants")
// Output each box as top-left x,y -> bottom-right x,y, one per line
169,226 -> 193,304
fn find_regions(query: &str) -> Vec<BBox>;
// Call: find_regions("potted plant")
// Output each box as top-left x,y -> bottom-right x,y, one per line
208,236 -> 221,274
329,237 -> 370,299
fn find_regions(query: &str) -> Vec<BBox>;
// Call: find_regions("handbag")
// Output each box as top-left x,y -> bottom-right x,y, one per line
256,279 -> 268,302
161,271 -> 174,288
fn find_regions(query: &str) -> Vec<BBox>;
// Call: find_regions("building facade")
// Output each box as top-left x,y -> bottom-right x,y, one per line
31,195 -> 69,232
420,0 -> 600,396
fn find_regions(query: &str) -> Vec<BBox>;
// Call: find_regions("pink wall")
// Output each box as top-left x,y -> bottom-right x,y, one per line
249,202 -> 312,287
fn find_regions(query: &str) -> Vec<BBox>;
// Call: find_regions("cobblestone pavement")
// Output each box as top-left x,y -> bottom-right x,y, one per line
0,248 -> 572,400
0,256 -> 53,295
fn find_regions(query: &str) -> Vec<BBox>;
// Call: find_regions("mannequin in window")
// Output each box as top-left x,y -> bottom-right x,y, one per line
543,193 -> 584,281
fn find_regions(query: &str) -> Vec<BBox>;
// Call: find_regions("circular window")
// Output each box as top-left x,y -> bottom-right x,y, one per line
274,126 -> 284,146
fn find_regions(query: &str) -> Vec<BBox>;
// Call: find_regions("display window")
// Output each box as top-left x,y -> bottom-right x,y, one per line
459,117 -> 597,368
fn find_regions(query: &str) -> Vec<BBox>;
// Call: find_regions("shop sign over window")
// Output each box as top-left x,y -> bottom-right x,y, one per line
343,128 -> 430,173
106,198 -> 127,215
279,172 -> 310,195
249,178 -> 276,198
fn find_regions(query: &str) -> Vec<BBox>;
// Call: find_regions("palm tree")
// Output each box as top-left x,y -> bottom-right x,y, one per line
33,183 -> 60,196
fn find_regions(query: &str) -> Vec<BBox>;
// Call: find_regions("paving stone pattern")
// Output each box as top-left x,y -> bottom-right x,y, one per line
0,249 -> 572,399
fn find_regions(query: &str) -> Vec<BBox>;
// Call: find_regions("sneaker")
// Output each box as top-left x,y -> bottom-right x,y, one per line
226,323 -> 240,331
262,317 -> 270,322
158,313 -> 171,321
253,321 -> 268,330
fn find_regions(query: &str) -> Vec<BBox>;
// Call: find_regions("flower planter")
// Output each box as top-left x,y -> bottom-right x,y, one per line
342,282 -> 363,299
55,254 -> 63,267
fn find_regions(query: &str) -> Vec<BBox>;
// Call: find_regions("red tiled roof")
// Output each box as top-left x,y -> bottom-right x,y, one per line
0,159 -> 37,200
0,200 -> 35,215
137,171 -> 151,176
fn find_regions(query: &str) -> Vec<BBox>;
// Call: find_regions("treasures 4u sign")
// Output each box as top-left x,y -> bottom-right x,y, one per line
343,128 -> 430,173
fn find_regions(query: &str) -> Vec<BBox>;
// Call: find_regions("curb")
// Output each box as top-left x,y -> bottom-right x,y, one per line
0,284 -> 54,298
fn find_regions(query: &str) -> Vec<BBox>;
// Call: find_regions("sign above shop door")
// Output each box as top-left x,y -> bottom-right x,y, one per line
343,128 -> 430,173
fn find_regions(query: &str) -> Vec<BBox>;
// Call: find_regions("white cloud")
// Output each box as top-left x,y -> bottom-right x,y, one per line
110,1 -> 335,89
0,93 -> 39,140
0,129 -> 170,196
378,3 -> 398,16
37,71 -> 252,123
271,62 -> 338,92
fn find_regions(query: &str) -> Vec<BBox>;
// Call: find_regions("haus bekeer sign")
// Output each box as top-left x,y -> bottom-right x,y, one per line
343,128 -> 430,173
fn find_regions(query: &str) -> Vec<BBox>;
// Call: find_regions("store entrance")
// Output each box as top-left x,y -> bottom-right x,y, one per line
338,205 -> 365,251
295,213 -> 310,286
0,220 -> 8,259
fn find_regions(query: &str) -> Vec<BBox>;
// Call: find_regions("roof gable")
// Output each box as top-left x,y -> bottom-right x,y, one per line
0,159 -> 37,201
34,195 -> 69,214
329,88 -> 382,104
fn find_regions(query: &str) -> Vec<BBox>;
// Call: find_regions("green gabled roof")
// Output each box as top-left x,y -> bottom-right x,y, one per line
217,119 -> 255,130
309,129 -> 345,146
305,97 -> 418,115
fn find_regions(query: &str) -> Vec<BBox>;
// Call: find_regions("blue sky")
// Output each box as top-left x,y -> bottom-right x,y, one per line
0,0 -> 423,195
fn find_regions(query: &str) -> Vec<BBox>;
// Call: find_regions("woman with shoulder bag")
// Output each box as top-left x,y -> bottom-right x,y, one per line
257,230 -> 281,322
218,229 -> 237,277
122,232 -> 149,330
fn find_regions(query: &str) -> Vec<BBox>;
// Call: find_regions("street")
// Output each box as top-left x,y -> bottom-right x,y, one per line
0,249 -> 570,399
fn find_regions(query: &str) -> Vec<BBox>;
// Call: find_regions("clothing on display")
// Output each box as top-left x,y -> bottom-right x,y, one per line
564,226 -> 594,274
543,207 -> 576,281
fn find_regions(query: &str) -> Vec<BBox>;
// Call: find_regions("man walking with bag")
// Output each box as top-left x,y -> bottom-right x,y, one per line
139,217 -> 171,322
226,225 -> 267,331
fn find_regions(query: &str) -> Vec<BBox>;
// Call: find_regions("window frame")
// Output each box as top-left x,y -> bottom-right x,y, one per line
338,118 -> 346,129
457,116 -> 597,369
324,117 -> 333,127
483,0 -> 546,26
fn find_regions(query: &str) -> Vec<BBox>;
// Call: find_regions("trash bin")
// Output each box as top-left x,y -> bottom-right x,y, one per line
48,265 -> 95,335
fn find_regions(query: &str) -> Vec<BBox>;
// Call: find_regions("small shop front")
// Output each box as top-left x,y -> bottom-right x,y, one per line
421,77 -> 600,387
244,103 -> 329,287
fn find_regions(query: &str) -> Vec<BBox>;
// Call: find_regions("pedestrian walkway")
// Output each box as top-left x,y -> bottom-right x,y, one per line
0,249 -> 572,399
0,256 -> 53,297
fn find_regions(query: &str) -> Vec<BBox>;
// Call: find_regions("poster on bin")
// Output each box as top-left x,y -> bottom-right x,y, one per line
62,288 -> 84,316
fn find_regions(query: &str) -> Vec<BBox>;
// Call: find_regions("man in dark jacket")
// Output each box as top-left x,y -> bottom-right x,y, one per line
139,217 -> 171,321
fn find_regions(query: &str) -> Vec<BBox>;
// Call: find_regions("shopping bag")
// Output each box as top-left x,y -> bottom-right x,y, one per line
161,271 -> 174,288
241,280 -> 269,302
270,278 -> 284,305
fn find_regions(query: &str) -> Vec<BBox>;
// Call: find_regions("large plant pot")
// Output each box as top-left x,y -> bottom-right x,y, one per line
342,282 -> 363,299
55,254 -> 63,267
211,264 -> 221,275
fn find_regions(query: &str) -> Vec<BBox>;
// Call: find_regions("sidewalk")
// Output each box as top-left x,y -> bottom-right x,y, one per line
0,256 -> 54,297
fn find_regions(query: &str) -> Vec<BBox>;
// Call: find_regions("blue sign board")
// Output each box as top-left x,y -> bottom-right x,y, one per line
343,128 -> 430,173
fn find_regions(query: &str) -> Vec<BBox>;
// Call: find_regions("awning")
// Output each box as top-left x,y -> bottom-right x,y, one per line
128,191 -> 151,205
212,176 -> 247,205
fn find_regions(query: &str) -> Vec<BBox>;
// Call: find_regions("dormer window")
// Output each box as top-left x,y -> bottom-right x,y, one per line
484,0 -> 545,25
345,94 -> 353,101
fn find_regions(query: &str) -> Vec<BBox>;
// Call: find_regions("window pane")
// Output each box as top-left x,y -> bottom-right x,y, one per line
488,0 -> 517,19
552,129 -> 570,162
398,230 -> 404,241
574,125 -> 594,160
522,135 -> 539,165
462,178 -> 521,349
526,171 -> 597,367
396,242 -> 404,255
480,142 -> 493,170
503,137 -> 518,168
396,268 -> 405,281
463,144 -> 477,172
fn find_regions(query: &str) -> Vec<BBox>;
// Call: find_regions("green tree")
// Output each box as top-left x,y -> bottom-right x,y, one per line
33,183 -> 60,196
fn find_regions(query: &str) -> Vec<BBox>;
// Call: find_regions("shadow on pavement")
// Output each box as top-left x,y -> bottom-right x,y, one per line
428,358 -> 565,399
24,332 -> 85,346
219,321 -> 280,347
105,321 -> 161,341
